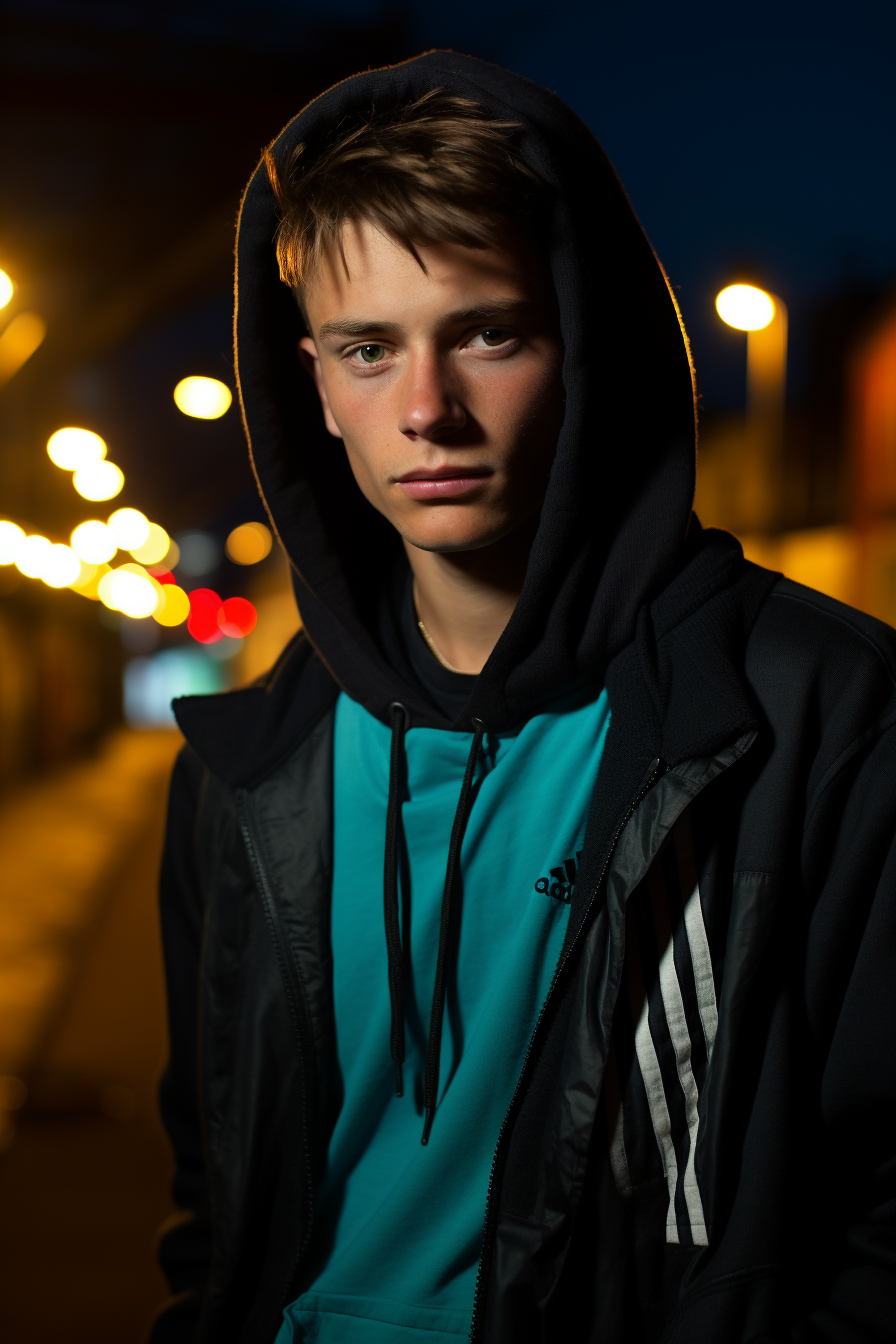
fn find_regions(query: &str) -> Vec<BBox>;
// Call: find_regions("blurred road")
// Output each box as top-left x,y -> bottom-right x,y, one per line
0,730 -> 182,1344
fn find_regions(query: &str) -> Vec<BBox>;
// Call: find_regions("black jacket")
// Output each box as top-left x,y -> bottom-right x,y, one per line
150,51 -> 896,1344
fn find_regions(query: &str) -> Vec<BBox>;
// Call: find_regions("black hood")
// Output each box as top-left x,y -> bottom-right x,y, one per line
234,49 -> 696,733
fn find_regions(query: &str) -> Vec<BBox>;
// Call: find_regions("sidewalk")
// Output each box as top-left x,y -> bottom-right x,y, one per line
0,729 -> 181,1095
0,729 -> 183,1344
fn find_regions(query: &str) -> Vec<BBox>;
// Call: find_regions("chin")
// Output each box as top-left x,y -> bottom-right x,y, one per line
399,514 -> 520,555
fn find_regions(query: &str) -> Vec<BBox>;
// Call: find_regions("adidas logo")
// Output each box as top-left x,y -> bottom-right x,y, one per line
534,851 -> 583,904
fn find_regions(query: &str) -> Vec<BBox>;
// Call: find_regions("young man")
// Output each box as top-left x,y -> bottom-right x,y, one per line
151,52 -> 895,1344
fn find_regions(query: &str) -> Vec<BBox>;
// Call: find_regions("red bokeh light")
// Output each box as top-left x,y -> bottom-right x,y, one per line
218,596 -> 258,638
187,588 -> 223,643
149,567 -> 175,585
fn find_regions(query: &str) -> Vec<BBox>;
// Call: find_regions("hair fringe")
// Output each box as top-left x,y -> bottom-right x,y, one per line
265,90 -> 548,292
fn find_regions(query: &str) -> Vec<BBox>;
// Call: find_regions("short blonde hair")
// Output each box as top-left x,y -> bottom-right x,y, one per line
265,89 -> 548,290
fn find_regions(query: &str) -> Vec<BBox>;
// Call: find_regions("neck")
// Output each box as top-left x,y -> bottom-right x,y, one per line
405,519 -> 536,676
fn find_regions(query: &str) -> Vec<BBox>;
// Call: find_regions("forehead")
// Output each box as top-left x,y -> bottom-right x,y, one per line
302,218 -> 552,331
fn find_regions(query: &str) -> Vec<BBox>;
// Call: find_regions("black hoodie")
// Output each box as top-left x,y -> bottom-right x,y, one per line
231,48 -> 696,736
157,51 -> 896,1344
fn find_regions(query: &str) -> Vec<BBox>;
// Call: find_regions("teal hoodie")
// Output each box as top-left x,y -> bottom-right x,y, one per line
276,687 -> 611,1342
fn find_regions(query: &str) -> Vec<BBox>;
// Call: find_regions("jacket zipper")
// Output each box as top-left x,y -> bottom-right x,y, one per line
468,757 -> 664,1342
237,792 -> 316,1309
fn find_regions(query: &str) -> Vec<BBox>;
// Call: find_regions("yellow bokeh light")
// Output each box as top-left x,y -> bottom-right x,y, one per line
97,564 -> 161,618
70,561 -> 109,600
107,507 -> 149,551
73,459 -> 124,501
15,534 -> 51,579
173,376 -> 232,420
715,284 -> 775,332
0,270 -> 12,310
71,519 -> 117,565
47,427 -> 107,471
226,521 -> 273,565
42,544 -> 81,589
153,584 -> 191,627
161,537 -> 180,570
129,522 -> 170,566
0,520 -> 25,564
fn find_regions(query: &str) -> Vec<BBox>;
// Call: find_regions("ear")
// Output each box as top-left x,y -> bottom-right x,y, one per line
298,337 -> 343,439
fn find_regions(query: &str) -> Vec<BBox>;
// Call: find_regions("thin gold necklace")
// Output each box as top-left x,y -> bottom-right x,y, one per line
417,618 -> 467,674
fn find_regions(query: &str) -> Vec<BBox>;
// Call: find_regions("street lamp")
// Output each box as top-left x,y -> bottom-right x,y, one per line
715,282 -> 787,431
715,282 -> 788,532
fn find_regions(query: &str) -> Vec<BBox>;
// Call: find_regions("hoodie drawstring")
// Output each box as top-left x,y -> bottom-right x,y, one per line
384,702 -> 410,1097
383,705 -> 486,1145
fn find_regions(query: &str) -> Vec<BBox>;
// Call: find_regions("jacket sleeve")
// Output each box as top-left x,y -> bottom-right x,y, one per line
147,746 -> 211,1343
788,720 -> 896,1342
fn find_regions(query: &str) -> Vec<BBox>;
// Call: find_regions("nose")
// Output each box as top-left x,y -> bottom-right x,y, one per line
398,349 -> 466,441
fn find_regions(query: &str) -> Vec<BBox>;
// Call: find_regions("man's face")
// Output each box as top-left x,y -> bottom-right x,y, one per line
298,219 -> 564,554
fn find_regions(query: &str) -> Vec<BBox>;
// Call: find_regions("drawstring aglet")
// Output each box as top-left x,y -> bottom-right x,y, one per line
394,1061 -> 404,1098
421,1106 -> 435,1146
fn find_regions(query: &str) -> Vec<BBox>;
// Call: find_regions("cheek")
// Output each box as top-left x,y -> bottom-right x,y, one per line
474,358 -> 563,443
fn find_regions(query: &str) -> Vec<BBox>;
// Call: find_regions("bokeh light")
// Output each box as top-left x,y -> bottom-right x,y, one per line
187,588 -> 223,643
173,376 -> 232,420
0,520 -> 25,564
129,522 -> 170,565
70,561 -> 109,600
217,596 -> 258,638
226,521 -> 272,565
176,531 -> 220,577
42,544 -> 81,588
98,564 -> 161,618
15,534 -> 51,579
715,284 -> 775,332
153,585 -> 191,627
0,270 -> 13,309
161,537 -> 180,570
73,459 -> 124,501
47,427 -> 107,470
107,507 -> 150,551
71,520 -> 117,565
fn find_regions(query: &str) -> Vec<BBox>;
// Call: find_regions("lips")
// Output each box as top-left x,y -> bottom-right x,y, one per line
395,465 -> 492,501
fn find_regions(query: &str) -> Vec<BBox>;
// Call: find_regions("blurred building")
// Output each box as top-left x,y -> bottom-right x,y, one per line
695,281 -> 896,620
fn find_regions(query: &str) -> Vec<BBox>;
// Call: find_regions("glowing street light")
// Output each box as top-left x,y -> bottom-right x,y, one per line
42,544 -> 81,589
71,520 -> 118,565
107,507 -> 150,551
716,281 -> 787,425
0,520 -> 25,565
15,534 -> 52,579
47,427 -> 107,470
715,284 -> 775,331
715,281 -> 789,530
129,522 -> 171,565
98,564 -> 163,619
0,270 -> 13,310
73,459 -> 124,501
174,376 -> 232,419
226,521 -> 272,565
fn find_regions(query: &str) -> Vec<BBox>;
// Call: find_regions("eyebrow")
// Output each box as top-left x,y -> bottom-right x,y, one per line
316,299 -> 538,344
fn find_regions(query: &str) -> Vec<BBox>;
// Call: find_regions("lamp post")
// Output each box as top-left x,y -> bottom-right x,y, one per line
715,283 -> 788,531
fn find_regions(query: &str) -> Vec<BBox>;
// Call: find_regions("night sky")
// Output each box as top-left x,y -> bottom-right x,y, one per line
407,0 -> 896,408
